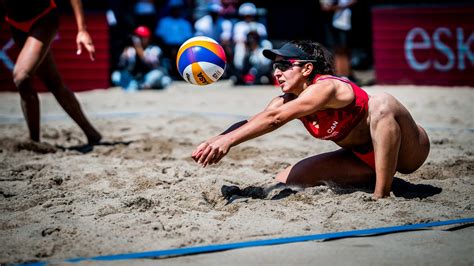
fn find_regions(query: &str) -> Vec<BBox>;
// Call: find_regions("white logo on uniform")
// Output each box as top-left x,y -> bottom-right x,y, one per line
327,121 -> 338,134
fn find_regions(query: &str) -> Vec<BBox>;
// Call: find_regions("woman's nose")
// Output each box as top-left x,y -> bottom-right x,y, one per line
273,68 -> 282,76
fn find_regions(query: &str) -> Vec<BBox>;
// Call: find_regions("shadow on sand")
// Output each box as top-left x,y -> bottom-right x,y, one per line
332,177 -> 442,200
390,177 -> 442,199
221,177 -> 442,204
57,140 -> 134,154
221,183 -> 298,204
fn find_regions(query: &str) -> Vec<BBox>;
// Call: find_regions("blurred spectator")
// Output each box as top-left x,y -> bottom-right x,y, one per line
134,0 -> 157,30
193,0 -> 221,20
231,2 -> 272,85
154,3 -> 194,78
155,0 -> 193,22
194,2 -> 234,78
112,26 -> 172,91
320,0 -> 358,82
106,0 -> 136,75
194,3 -> 232,43
232,2 -> 268,45
232,31 -> 272,85
220,0 -> 239,22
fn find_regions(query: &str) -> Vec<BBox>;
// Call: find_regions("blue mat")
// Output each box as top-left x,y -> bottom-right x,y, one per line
20,217 -> 474,265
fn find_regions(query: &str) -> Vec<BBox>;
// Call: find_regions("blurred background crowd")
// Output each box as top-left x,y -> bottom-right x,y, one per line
102,0 -> 379,90
103,0 -> 377,89
2,0 -> 472,91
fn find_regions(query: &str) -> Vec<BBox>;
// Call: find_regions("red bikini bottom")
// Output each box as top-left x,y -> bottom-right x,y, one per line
5,0 -> 56,32
352,147 -> 375,170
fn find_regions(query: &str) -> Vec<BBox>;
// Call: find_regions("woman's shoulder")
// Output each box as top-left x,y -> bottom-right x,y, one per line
307,77 -> 339,94
308,75 -> 357,108
300,77 -> 350,108
312,75 -> 355,93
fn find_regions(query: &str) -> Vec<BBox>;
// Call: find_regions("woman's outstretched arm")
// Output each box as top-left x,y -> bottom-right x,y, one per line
192,83 -> 336,167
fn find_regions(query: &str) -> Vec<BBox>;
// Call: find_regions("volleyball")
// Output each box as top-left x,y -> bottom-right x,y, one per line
176,36 -> 227,85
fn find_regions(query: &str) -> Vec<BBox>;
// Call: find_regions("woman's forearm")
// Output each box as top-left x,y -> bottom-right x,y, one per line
226,110 -> 285,147
69,0 -> 87,31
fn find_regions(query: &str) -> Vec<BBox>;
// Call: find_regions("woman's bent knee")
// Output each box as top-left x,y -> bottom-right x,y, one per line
369,94 -> 398,123
13,68 -> 33,90
275,172 -> 289,184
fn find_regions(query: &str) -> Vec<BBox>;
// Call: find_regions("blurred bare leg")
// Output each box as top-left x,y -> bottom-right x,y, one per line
12,26 -> 57,141
36,53 -> 102,144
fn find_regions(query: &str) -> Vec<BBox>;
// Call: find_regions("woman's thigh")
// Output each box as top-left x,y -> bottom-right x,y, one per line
276,149 -> 375,187
397,118 -> 430,173
369,93 -> 430,173
13,10 -> 59,76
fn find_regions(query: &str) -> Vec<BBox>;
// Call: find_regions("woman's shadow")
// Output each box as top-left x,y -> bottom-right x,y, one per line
57,140 -> 133,154
329,177 -> 442,199
221,177 -> 442,204
390,177 -> 442,199
221,183 -> 299,204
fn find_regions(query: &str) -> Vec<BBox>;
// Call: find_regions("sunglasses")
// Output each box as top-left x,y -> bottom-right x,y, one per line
272,60 -> 317,72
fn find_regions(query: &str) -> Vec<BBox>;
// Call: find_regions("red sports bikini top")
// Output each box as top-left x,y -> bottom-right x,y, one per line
298,75 -> 369,142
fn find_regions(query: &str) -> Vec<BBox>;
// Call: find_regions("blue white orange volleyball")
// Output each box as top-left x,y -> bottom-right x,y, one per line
176,36 -> 227,85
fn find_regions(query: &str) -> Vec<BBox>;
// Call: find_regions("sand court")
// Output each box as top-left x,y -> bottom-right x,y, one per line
0,81 -> 473,264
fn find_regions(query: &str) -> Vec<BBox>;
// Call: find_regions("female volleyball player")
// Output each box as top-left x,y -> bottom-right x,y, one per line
1,0 -> 102,144
192,41 -> 430,199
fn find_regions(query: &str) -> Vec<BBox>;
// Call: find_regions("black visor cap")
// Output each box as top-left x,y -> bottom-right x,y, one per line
262,43 -> 312,60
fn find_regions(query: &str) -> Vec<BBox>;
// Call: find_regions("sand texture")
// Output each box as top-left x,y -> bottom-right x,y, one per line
0,82 -> 473,264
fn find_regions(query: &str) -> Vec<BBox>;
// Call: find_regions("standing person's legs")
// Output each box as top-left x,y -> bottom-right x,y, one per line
111,70 -> 139,92
333,29 -> 352,78
11,12 -> 59,142
142,69 -> 172,89
12,10 -> 101,144
36,53 -> 102,144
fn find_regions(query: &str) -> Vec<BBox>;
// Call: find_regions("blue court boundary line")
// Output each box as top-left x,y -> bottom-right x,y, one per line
20,217 -> 474,265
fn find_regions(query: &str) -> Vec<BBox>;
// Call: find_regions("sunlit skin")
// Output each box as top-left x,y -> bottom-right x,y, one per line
192,55 -> 430,199
5,0 -> 101,144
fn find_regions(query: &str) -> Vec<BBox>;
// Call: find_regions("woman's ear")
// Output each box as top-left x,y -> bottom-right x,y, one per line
302,63 -> 313,77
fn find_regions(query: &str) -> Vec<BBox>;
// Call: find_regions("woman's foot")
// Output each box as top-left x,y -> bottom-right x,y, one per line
86,131 -> 102,145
